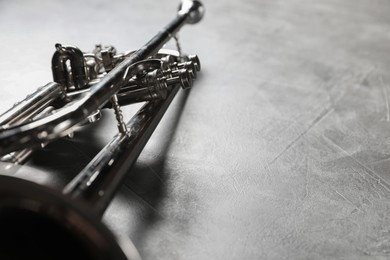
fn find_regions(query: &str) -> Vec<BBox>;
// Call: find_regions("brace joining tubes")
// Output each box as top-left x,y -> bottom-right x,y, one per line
110,94 -> 128,134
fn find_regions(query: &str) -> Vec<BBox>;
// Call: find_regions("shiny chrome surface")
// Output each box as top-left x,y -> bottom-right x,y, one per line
0,0 -> 204,156
0,1 -> 204,259
3,0 -> 390,259
0,82 -> 63,128
63,84 -> 181,216
178,0 -> 205,24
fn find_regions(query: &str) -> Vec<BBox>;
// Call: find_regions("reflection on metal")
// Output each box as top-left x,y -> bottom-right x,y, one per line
0,1 -> 204,259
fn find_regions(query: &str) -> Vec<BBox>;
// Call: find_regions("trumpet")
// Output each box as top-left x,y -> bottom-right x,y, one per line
0,0 -> 204,259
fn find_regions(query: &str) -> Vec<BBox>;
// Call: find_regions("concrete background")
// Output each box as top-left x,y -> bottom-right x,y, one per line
1,0 -> 390,259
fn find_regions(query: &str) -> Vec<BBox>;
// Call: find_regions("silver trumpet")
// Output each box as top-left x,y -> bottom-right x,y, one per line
0,1 -> 204,259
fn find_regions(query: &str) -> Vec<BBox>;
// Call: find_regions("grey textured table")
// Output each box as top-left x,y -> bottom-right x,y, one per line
1,0 -> 390,259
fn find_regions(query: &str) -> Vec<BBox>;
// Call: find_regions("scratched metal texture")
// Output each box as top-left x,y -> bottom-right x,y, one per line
1,0 -> 390,259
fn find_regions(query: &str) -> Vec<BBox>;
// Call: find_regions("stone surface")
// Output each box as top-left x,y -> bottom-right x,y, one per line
1,0 -> 390,259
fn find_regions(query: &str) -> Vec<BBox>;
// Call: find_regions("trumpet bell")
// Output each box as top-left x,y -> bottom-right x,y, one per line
0,175 -> 139,260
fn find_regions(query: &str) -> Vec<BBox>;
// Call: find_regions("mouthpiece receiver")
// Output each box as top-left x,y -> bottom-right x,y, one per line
178,0 -> 204,24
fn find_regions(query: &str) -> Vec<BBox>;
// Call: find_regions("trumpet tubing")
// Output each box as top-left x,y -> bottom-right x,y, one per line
0,1 -> 204,259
